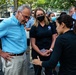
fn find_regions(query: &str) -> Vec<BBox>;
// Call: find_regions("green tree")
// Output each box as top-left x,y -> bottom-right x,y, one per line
48,0 -> 76,9
0,0 -> 76,10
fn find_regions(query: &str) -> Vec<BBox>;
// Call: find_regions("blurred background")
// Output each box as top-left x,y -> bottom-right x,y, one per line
0,0 -> 76,18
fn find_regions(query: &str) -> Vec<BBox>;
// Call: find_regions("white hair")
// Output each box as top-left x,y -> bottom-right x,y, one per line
17,4 -> 31,12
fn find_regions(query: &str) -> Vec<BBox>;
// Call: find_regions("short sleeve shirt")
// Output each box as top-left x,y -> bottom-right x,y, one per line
30,22 -> 56,59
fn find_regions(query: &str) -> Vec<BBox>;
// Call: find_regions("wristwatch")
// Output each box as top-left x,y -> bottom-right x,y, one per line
49,48 -> 53,51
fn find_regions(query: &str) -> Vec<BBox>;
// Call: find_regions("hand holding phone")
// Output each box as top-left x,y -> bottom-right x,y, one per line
40,48 -> 46,52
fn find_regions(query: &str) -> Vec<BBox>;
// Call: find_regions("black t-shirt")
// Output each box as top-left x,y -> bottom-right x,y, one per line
51,22 -> 56,29
30,23 -> 56,60
42,30 -> 76,75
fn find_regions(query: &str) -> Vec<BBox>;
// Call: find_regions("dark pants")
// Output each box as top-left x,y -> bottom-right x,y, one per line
33,65 -> 52,75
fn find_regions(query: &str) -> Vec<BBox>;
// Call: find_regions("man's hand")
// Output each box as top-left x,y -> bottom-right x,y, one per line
0,51 -> 13,61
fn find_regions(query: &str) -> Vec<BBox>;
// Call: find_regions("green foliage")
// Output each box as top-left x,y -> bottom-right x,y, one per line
0,0 -> 76,10
49,0 -> 76,9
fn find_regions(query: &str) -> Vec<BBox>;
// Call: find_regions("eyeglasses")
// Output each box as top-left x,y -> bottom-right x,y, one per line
21,12 -> 30,19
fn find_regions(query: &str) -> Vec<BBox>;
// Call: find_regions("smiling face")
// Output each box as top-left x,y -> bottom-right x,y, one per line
17,8 -> 31,24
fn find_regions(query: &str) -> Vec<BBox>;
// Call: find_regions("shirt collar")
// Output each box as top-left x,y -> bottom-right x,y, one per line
11,15 -> 20,25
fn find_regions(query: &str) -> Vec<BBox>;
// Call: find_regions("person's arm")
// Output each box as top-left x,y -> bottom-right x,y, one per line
49,33 -> 57,50
30,38 -> 51,57
0,19 -> 9,38
42,37 -> 62,68
0,19 -> 13,61
49,23 -> 57,50
33,36 -> 62,68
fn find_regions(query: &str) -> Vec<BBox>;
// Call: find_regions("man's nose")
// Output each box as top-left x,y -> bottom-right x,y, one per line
25,18 -> 29,22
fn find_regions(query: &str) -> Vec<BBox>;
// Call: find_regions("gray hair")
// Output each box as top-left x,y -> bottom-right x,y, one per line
17,4 -> 31,12
69,6 -> 75,12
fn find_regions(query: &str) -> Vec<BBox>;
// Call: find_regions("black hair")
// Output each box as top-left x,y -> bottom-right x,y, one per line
57,14 -> 76,33
60,12 -> 67,17
48,12 -> 53,17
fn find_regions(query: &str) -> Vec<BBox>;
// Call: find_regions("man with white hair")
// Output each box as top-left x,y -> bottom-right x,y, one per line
0,4 -> 31,75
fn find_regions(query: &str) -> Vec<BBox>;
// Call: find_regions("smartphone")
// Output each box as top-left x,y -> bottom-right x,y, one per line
40,48 -> 46,52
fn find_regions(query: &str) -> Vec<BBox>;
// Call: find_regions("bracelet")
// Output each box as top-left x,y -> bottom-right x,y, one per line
49,48 -> 53,51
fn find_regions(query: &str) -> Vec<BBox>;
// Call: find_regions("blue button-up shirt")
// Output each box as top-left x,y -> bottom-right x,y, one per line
0,15 -> 27,54
26,16 -> 34,28
72,12 -> 76,20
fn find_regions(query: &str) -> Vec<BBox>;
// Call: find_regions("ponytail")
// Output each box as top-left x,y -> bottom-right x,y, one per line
73,19 -> 76,34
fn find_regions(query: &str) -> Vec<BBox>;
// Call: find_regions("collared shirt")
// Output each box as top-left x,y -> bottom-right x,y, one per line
26,16 -> 34,28
0,15 -> 27,54
72,12 -> 76,20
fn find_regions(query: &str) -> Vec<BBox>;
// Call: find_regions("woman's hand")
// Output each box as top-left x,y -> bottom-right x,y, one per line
32,56 -> 42,66
40,49 -> 51,57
